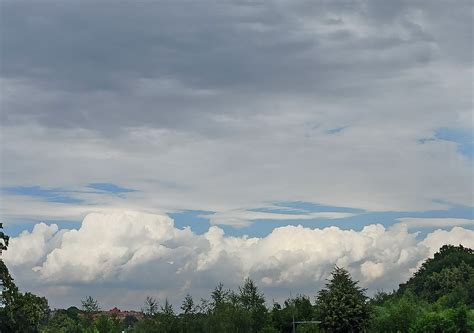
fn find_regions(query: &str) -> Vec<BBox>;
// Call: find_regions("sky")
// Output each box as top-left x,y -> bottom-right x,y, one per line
0,0 -> 473,310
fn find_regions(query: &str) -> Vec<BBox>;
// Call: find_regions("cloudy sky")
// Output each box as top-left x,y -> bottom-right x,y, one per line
1,0 -> 473,310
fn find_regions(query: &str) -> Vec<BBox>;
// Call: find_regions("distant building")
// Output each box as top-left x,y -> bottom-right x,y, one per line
105,307 -> 144,320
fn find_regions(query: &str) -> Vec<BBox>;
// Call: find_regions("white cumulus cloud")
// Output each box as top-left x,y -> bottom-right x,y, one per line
4,211 -> 474,309
396,217 -> 474,229
422,226 -> 474,256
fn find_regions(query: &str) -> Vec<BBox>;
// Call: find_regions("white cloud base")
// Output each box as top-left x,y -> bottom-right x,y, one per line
4,211 -> 474,310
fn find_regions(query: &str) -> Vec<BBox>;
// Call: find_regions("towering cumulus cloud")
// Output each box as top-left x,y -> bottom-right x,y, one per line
4,211 -> 474,309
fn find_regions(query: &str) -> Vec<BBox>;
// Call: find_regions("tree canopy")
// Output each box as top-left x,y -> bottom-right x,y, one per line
398,244 -> 474,305
315,266 -> 370,332
1,223 -> 50,332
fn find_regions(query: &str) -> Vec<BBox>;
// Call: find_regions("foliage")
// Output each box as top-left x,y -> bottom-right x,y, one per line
410,306 -> 470,333
80,296 -> 101,328
315,266 -> 370,332
369,291 -> 425,333
239,277 -> 268,332
15,292 -> 50,331
398,244 -> 474,305
369,290 -> 393,306
179,294 -> 200,333
142,296 -> 159,317
81,296 -> 101,313
123,315 -> 139,330
271,295 -> 316,333
210,282 -> 228,309
181,294 -> 196,315
93,314 -> 121,333
0,222 -> 9,253
41,311 -> 81,333
0,223 -> 50,333
369,245 -> 474,333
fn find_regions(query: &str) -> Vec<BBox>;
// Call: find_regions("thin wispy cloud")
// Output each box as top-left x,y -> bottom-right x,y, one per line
203,209 -> 355,227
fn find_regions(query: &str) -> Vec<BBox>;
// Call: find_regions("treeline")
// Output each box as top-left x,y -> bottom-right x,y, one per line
1,221 -> 474,332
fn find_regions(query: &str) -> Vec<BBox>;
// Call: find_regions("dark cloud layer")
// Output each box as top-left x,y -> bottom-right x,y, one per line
0,0 -> 472,218
2,0 -> 470,132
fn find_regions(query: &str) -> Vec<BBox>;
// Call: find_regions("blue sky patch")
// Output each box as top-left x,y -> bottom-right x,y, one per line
2,186 -> 84,204
3,200 -> 472,239
169,210 -> 213,235
210,202 -> 473,238
4,219 -> 81,237
327,126 -> 348,135
87,183 -> 136,194
435,127 -> 473,159
269,201 -> 364,214
3,182 -> 137,206
418,138 -> 436,144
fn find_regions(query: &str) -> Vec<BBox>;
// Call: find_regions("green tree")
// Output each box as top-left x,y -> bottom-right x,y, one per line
81,296 -> 100,329
155,298 -> 177,333
0,222 -> 17,331
0,222 -> 9,254
122,315 -> 139,330
410,309 -> 461,333
369,245 -> 474,332
14,292 -> 50,332
161,298 -> 174,316
271,296 -> 317,333
142,296 -> 159,317
94,314 -> 120,333
398,245 -> 474,305
65,306 -> 81,322
205,283 -> 252,333
369,291 -> 424,333
180,294 -> 199,333
290,295 -> 314,322
81,296 -> 100,313
315,266 -> 370,332
181,293 -> 196,315
41,311 -> 80,333
0,223 -> 50,333
0,261 -> 18,332
210,282 -> 228,310
369,290 -> 393,306
238,277 -> 269,332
